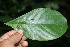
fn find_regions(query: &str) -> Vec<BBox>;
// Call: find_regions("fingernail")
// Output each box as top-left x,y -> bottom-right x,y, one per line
18,29 -> 23,35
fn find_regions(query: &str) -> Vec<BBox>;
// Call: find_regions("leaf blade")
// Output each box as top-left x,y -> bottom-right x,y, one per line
5,8 -> 68,41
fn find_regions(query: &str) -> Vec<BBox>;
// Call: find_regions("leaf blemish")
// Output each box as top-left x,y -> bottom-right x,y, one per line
31,19 -> 34,20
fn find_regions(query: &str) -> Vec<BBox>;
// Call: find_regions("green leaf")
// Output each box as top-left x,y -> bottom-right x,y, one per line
5,8 -> 68,41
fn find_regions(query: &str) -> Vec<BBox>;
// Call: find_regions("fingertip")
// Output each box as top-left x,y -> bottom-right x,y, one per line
18,30 -> 23,35
21,41 -> 28,47
22,36 -> 27,40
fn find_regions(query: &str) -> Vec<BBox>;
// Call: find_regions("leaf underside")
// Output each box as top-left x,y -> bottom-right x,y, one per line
5,8 -> 68,41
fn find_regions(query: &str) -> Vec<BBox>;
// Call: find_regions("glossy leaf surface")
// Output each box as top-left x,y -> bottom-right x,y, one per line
5,8 -> 68,41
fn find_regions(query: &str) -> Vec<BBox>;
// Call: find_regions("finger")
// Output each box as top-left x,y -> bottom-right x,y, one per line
0,33 -> 9,42
0,30 -> 16,42
7,30 -> 17,36
6,30 -> 23,45
21,41 -> 28,47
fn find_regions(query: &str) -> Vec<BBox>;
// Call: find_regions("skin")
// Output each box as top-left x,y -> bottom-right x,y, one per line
0,30 -> 28,47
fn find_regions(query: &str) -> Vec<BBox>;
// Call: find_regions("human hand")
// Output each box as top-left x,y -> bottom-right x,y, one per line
0,30 -> 28,47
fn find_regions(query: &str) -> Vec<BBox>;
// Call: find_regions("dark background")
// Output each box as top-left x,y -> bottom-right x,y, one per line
0,0 -> 70,47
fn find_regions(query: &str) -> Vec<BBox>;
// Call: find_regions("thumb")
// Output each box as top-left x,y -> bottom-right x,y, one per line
7,30 -> 23,45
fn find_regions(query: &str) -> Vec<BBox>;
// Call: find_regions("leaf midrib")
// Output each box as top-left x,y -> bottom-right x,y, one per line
5,22 -> 63,26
